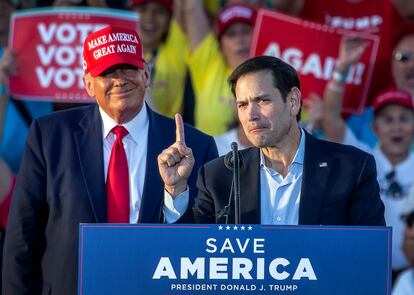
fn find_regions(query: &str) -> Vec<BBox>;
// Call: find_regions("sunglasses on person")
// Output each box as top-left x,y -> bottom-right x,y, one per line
394,51 -> 414,62
385,170 -> 403,199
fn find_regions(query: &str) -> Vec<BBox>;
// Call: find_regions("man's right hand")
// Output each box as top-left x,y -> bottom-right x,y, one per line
157,114 -> 195,197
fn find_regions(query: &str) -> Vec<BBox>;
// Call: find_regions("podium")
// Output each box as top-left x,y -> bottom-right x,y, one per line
78,224 -> 391,294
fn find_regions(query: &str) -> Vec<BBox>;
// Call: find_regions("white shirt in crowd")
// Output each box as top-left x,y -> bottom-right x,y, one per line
214,128 -> 247,156
392,269 -> 414,295
343,127 -> 414,270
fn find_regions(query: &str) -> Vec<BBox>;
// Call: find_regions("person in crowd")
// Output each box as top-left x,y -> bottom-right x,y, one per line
2,25 -> 217,295
179,1 -> 256,136
0,0 -> 53,173
129,0 -> 189,118
322,36 -> 414,280
214,117 -> 251,156
346,26 -> 414,147
268,0 -> 410,147
271,0 -> 407,101
161,55 -> 385,226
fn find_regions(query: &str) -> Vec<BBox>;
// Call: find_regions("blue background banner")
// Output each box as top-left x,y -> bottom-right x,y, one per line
78,224 -> 391,294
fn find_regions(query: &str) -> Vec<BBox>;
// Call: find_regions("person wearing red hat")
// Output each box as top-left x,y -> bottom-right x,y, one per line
2,25 -> 218,295
322,36 -> 414,282
179,1 -> 256,137
129,0 -> 189,119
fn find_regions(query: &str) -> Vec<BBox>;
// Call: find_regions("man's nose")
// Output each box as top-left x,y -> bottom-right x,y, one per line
111,69 -> 128,81
246,103 -> 259,121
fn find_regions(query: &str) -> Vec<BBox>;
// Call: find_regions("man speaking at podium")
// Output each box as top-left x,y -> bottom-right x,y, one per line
197,55 -> 385,225
3,26 -> 217,295
162,55 -> 385,226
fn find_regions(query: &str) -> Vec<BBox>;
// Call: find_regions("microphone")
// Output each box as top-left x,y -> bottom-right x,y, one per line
224,144 -> 244,170
222,142 -> 242,224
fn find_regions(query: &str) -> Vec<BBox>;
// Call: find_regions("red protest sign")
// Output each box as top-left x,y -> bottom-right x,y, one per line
9,7 -> 138,103
250,9 -> 379,114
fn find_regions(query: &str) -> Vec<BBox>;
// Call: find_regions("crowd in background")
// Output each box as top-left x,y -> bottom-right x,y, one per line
1,0 -> 414,293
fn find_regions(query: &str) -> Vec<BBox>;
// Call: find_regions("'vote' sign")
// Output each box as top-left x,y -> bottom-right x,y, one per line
9,7 -> 138,102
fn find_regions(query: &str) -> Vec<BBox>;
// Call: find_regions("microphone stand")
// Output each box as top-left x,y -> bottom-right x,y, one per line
231,142 -> 241,224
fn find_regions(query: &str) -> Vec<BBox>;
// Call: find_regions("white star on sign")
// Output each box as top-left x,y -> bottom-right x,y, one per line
248,226 -> 253,230
226,226 -> 231,230
233,226 -> 238,230
241,226 -> 246,230
218,225 -> 223,230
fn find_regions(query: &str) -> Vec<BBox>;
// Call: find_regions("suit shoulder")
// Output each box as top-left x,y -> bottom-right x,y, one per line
314,137 -> 372,160
35,104 -> 95,127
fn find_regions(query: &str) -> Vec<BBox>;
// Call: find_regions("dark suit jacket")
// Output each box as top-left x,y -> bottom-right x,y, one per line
194,132 -> 385,226
2,104 -> 217,295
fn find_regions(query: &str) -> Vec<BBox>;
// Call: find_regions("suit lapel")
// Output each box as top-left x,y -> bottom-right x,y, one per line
240,148 -> 261,224
139,107 -> 174,222
299,133 -> 333,224
74,105 -> 106,222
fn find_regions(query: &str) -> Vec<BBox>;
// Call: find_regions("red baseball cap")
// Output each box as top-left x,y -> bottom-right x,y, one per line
372,88 -> 414,114
217,4 -> 256,39
83,26 -> 145,77
129,0 -> 173,14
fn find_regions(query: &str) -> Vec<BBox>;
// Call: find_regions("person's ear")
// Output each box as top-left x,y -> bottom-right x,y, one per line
83,75 -> 95,97
289,87 -> 302,117
143,63 -> 151,88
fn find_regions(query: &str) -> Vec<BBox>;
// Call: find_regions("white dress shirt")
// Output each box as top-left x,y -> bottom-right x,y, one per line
100,105 -> 186,223
100,106 -> 148,223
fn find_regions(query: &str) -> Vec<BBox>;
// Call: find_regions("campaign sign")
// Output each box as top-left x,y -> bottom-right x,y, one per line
78,224 -> 391,295
9,7 -> 138,102
250,9 -> 379,114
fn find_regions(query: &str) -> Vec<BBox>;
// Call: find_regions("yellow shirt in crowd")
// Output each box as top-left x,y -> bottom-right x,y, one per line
147,20 -> 188,118
187,33 -> 235,135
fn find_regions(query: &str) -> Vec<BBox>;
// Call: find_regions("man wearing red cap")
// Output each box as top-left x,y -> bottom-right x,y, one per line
2,25 -> 217,295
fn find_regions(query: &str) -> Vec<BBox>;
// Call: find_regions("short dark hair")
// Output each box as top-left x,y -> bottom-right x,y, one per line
228,55 -> 302,121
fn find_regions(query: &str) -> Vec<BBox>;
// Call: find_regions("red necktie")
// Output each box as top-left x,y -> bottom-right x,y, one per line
106,126 -> 130,223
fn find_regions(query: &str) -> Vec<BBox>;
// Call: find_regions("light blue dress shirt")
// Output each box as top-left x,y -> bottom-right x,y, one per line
260,128 -> 305,225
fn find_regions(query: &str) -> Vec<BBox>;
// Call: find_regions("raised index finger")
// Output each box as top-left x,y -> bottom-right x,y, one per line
175,113 -> 185,144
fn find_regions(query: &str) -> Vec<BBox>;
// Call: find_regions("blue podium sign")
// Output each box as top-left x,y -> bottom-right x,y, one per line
78,224 -> 391,294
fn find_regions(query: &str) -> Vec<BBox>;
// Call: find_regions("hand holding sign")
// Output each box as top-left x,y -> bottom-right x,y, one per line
158,114 -> 195,197
0,48 -> 17,85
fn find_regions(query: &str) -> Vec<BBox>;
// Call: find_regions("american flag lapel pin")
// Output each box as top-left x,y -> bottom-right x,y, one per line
319,162 -> 328,168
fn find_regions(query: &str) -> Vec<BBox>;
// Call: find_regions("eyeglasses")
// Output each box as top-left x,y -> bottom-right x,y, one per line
394,51 -> 414,62
385,170 -> 403,199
